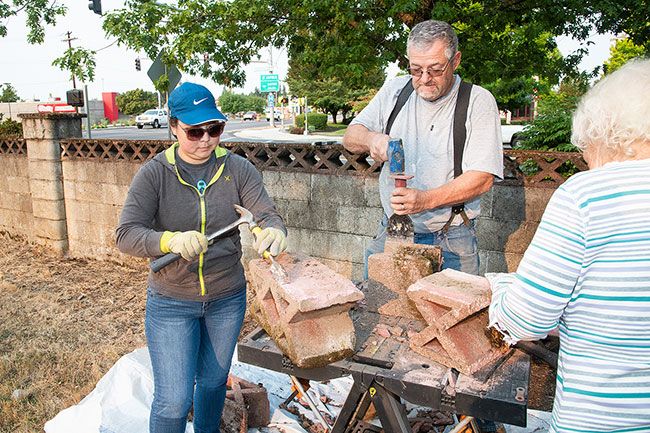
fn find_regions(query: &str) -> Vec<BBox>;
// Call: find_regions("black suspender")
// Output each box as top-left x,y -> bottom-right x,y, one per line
384,80 -> 414,135
385,79 -> 474,229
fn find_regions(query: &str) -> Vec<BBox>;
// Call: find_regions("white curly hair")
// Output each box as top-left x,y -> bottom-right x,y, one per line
571,58 -> 650,159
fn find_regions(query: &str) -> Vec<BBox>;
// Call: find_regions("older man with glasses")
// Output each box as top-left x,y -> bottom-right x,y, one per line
344,20 -> 503,279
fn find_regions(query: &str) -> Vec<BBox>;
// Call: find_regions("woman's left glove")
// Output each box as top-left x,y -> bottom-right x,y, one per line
252,227 -> 287,256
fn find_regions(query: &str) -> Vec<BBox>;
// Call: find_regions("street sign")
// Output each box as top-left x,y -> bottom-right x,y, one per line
260,74 -> 279,92
267,93 -> 275,104
147,51 -> 182,93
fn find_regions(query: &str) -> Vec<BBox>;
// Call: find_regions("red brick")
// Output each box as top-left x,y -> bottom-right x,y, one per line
247,253 -> 364,368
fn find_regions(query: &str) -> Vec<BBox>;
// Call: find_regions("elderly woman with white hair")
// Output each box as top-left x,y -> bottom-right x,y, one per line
488,58 -> 650,433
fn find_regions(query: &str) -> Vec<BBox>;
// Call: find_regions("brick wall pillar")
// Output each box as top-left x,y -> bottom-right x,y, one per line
19,113 -> 84,254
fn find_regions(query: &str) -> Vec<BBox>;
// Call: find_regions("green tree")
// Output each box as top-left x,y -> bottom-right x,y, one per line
52,47 -> 97,84
218,91 -> 265,114
603,37 -> 647,75
116,89 -> 158,115
0,83 -> 19,103
483,76 -> 551,113
103,0 -> 649,88
0,0 -> 66,44
516,74 -> 590,151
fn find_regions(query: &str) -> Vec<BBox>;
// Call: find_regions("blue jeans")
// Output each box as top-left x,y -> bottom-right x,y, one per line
145,287 -> 246,433
364,216 -> 479,278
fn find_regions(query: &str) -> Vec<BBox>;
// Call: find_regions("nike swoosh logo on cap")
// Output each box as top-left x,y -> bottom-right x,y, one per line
193,97 -> 208,105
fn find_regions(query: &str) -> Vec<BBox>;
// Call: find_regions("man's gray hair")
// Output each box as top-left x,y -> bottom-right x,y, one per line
571,58 -> 650,157
407,20 -> 458,59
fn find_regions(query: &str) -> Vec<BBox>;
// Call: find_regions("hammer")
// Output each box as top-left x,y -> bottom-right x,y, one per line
150,204 -> 255,272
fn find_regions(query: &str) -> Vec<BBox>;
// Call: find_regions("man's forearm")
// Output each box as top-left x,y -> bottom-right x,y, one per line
423,171 -> 494,209
343,124 -> 389,162
343,124 -> 373,153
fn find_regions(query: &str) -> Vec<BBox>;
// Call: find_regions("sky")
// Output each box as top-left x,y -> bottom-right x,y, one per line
1,0 -> 614,103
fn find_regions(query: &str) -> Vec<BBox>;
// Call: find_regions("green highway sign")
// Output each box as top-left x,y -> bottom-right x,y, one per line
260,74 -> 279,92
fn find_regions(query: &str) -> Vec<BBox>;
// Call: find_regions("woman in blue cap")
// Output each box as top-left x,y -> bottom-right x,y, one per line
116,82 -> 287,433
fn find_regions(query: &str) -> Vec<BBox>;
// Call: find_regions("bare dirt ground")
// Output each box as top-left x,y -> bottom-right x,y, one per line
0,234 -> 553,433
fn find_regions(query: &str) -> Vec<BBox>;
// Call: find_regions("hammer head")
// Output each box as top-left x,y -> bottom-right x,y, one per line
233,204 -> 256,229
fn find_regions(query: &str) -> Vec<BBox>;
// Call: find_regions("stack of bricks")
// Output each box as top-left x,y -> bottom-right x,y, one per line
247,253 -> 364,368
367,237 -> 442,319
406,269 -> 510,375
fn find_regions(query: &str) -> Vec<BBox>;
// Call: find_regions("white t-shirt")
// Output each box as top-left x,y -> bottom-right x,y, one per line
351,75 -> 504,233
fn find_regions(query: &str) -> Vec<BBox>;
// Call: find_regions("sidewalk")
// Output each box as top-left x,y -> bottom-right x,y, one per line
232,125 -> 343,143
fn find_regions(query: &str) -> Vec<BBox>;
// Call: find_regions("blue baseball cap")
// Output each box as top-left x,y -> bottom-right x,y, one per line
168,82 -> 227,125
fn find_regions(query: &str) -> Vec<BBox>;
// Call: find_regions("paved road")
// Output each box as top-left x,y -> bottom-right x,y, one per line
86,119 -> 269,141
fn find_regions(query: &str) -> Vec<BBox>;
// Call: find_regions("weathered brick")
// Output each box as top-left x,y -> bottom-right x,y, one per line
262,171 -> 311,201
363,177 -> 381,207
407,269 -> 510,375
310,174 -> 366,206
32,217 -> 67,241
247,253 -> 363,368
28,159 -> 62,182
29,179 -> 64,200
31,198 -> 66,221
407,269 -> 491,330
476,218 -> 539,254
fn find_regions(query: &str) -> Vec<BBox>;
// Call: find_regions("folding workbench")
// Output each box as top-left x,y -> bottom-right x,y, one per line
237,281 -> 529,432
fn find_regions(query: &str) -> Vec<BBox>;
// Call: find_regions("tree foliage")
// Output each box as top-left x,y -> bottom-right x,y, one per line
103,0 -> 649,90
52,47 -> 97,84
0,83 -> 19,103
603,37 -> 647,75
483,76 -> 551,113
516,75 -> 591,151
116,89 -> 158,115
0,114 -> 22,137
0,0 -> 66,44
218,91 -> 265,114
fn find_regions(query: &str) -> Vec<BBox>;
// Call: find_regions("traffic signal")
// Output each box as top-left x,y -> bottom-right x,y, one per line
280,96 -> 288,104
135,58 -> 141,71
88,0 -> 102,15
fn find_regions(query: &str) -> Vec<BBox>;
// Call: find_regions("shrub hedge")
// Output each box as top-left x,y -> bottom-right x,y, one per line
295,113 -> 327,130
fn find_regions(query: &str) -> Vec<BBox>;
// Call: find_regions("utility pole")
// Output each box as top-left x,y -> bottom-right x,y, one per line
62,32 -> 78,89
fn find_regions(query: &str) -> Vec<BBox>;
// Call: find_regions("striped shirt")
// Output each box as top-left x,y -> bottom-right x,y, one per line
488,159 -> 650,433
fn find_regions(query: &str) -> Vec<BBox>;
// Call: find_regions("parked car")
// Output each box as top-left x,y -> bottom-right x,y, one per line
501,124 -> 526,148
243,111 -> 258,121
265,109 -> 281,121
135,109 -> 168,129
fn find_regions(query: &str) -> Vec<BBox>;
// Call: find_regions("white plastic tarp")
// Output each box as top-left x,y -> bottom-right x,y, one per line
44,347 -> 551,433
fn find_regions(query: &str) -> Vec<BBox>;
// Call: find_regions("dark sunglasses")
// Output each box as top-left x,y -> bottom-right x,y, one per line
179,123 -> 225,141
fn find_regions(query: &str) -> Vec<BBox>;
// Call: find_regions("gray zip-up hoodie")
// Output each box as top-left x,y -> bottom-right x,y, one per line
116,144 -> 285,301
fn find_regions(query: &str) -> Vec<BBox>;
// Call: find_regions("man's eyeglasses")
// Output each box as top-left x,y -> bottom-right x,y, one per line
409,57 -> 453,78
179,123 -> 225,141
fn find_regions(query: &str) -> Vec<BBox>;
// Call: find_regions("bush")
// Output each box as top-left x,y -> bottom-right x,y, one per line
295,113 -> 327,130
289,126 -> 304,135
0,115 -> 22,137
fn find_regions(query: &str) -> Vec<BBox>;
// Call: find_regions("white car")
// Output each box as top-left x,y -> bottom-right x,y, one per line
136,109 -> 168,129
265,110 -> 281,121
501,124 -> 526,148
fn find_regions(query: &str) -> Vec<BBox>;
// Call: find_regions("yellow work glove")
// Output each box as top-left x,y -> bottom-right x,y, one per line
165,230 -> 208,261
252,227 -> 287,257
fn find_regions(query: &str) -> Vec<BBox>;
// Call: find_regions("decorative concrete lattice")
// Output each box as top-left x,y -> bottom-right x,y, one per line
0,138 -> 26,156
54,137 -> 588,186
61,139 -> 172,161
503,150 -> 589,188
225,142 -> 381,176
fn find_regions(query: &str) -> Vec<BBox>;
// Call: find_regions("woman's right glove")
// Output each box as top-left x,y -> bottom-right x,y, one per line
163,230 -> 208,261
252,227 -> 287,256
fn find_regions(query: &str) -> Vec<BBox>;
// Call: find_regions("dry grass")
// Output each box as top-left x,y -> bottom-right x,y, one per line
0,234 -> 147,433
0,233 -> 262,433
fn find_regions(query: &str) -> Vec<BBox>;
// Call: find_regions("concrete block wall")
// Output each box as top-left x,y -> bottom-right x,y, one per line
477,184 -> 554,273
61,159 -> 140,262
0,154 -> 33,237
262,171 -> 383,281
